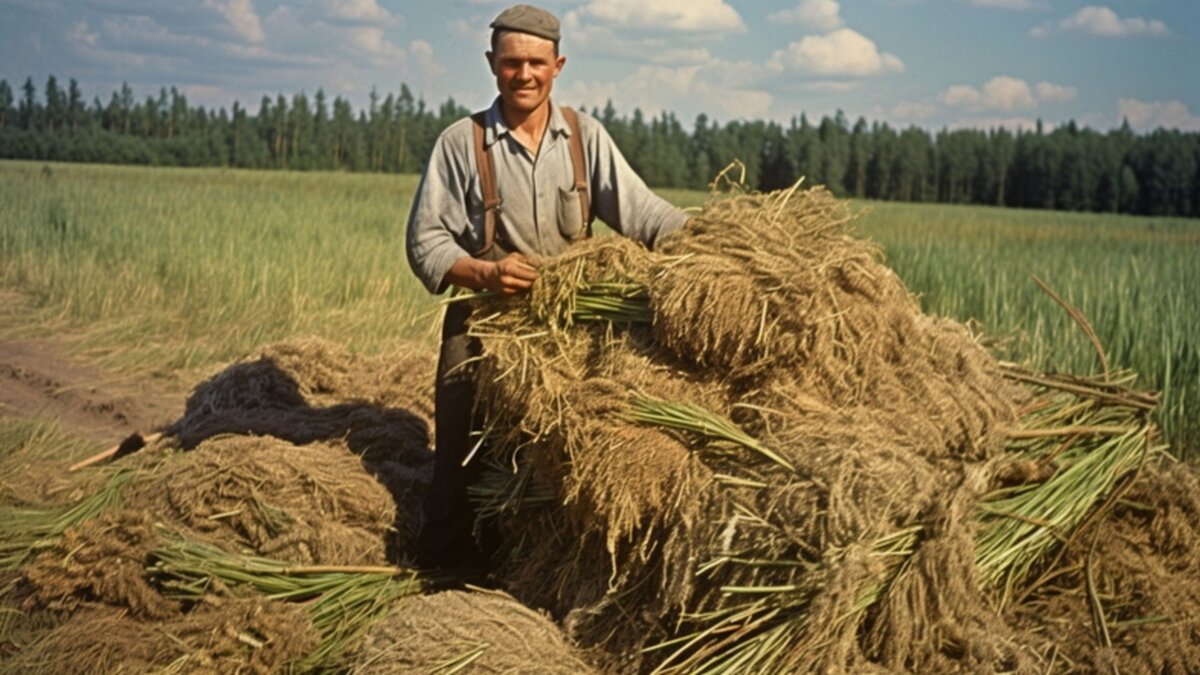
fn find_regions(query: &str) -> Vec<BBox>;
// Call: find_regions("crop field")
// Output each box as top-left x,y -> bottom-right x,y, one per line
2,160 -> 1198,455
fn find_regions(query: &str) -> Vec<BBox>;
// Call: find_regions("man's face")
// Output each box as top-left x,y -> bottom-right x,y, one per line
487,31 -> 565,116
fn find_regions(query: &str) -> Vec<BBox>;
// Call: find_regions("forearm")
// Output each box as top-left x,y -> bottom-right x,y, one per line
442,256 -> 495,292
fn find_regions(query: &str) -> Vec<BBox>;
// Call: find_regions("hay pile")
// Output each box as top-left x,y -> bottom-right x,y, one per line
355,588 -> 595,673
0,339 -> 447,671
463,184 -> 1169,672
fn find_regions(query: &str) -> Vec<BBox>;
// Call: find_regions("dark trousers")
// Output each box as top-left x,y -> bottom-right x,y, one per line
415,300 -> 485,569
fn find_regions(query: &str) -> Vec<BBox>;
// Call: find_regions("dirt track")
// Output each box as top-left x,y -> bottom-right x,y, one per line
0,337 -> 183,445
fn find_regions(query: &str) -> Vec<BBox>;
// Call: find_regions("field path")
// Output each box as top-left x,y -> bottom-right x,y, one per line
0,335 -> 184,446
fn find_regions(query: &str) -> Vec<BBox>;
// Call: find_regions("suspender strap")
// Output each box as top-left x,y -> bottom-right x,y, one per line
560,106 -> 593,234
469,107 -> 593,257
470,111 -> 500,258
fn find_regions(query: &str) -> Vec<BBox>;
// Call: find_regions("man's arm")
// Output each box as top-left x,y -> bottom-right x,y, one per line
406,132 -> 475,295
580,114 -> 690,249
444,253 -> 538,294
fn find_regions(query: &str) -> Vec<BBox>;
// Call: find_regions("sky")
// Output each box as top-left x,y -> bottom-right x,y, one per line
2,0 -> 1198,132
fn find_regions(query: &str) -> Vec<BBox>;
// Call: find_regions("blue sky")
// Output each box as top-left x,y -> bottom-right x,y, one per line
2,0 -> 1197,132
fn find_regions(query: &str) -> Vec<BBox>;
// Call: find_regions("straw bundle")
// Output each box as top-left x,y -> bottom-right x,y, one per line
354,588 -> 594,674
462,183 -> 1161,671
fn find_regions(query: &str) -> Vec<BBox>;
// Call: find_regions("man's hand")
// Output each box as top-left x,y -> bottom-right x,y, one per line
486,253 -> 539,294
444,252 -> 539,294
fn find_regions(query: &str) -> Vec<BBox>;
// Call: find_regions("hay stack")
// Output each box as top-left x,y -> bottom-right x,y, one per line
162,337 -> 436,556
2,339 -> 439,672
1008,462 -> 1200,673
465,185 -> 1159,672
355,588 -> 595,674
1,183 -> 1188,673
123,435 -> 398,566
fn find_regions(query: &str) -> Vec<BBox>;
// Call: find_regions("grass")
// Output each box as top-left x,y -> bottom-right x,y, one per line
0,161 -> 437,376
0,160 -> 1196,454
852,200 -> 1199,456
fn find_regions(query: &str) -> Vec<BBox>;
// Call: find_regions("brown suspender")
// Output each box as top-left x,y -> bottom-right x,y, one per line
470,111 -> 501,258
469,107 -> 592,258
560,106 -> 593,239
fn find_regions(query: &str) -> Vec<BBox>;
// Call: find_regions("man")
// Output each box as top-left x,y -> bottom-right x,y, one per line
406,3 -> 689,570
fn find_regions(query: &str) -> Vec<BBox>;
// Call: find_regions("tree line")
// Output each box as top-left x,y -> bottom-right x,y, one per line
2,75 -> 1198,217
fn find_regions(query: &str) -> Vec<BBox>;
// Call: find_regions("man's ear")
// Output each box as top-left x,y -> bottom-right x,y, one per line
485,51 -> 496,74
555,55 -> 566,77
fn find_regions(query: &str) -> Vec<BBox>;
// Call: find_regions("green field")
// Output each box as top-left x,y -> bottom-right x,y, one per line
2,161 -> 1197,455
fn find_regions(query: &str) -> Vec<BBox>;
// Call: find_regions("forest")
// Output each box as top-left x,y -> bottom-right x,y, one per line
1,75 -> 1198,217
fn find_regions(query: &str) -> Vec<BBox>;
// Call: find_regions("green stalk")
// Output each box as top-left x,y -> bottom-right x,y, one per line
649,371 -> 1156,673
149,532 -> 425,672
625,396 -> 794,472
0,469 -> 135,572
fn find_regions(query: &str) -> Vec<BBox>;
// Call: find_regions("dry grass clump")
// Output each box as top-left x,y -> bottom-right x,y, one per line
354,588 -> 594,674
158,337 -> 437,555
123,435 -> 398,566
22,509 -> 171,618
8,597 -> 317,675
1,339 -> 441,672
460,182 -> 1163,672
1008,462 -> 1200,673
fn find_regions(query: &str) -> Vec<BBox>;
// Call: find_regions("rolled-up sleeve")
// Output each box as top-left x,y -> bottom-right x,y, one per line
583,117 -> 689,249
406,130 -> 474,295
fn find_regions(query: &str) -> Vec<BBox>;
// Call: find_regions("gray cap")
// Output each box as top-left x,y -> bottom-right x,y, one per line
490,4 -> 560,43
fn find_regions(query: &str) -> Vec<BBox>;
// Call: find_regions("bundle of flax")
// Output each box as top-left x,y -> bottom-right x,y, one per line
465,182 -> 1159,672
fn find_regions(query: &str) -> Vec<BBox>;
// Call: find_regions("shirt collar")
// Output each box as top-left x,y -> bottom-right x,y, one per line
482,97 -> 572,149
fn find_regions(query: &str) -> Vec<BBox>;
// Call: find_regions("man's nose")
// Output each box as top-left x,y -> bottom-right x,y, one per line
516,63 -> 532,80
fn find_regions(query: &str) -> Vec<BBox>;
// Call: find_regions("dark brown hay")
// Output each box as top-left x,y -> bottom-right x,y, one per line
1009,461 -> 1200,674
354,588 -> 594,674
23,509 -> 173,619
123,435 -> 398,566
169,337 -> 435,467
151,338 -> 438,559
8,597 -> 317,675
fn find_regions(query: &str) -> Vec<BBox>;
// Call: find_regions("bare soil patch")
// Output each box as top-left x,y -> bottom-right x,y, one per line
0,336 -> 184,445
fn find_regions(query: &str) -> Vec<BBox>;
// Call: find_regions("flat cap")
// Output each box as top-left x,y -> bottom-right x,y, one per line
490,4 -> 560,43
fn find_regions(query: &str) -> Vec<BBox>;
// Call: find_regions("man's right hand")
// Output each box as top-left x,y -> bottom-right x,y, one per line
485,253 -> 539,294
444,252 -> 539,294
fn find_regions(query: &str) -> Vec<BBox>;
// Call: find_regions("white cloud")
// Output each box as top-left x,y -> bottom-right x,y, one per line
571,0 -> 744,33
767,0 -> 843,31
409,39 -> 446,79
559,60 -> 771,121
562,11 -> 715,66
802,80 -> 858,92
769,28 -> 903,77
1118,99 -> 1200,132
350,27 -> 406,64
1034,6 -> 1167,38
940,76 -> 1033,111
316,0 -> 396,24
1035,81 -> 1076,103
68,21 -> 99,49
203,0 -> 264,44
941,76 -> 1078,112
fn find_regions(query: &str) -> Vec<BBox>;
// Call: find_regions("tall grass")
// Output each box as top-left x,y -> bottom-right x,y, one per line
0,161 -> 439,375
1,161 -> 1196,454
853,200 -> 1199,456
